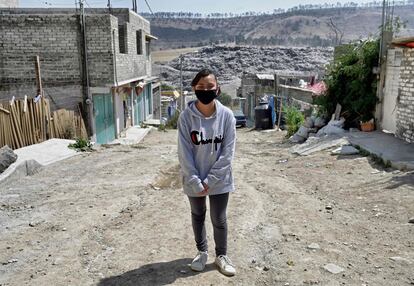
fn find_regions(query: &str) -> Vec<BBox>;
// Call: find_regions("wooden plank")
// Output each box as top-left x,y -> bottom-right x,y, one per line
0,106 -> 10,114
9,104 -> 20,149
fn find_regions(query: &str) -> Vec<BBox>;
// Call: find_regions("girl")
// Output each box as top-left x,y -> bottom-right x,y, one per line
177,69 -> 237,276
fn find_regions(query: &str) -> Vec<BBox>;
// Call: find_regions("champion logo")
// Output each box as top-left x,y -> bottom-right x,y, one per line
190,131 -> 224,151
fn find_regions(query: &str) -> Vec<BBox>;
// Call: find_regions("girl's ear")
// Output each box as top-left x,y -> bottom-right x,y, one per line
216,86 -> 221,96
192,86 -> 195,92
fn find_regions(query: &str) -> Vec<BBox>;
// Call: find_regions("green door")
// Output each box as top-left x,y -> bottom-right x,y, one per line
134,94 -> 141,125
94,94 -> 115,144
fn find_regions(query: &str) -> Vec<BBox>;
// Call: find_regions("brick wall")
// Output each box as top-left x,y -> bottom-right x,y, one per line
396,48 -> 414,143
85,14 -> 114,87
111,11 -> 151,83
0,12 -> 84,110
0,8 -> 151,111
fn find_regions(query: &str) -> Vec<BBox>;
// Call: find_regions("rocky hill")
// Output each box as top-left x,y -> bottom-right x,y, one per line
146,6 -> 414,49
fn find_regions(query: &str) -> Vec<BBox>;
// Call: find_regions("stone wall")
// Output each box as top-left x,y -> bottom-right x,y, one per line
396,48 -> 414,143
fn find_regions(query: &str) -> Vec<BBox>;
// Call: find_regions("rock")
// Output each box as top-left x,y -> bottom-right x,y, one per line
304,117 -> 315,128
61,227 -> 67,231
409,218 -> 414,224
286,260 -> 295,266
307,243 -> 321,250
331,146 -> 359,155
179,270 -> 187,274
251,258 -> 256,264
314,117 -> 326,128
389,257 -> 412,264
0,145 -> 18,174
323,263 -> 344,274
29,221 -> 40,227
289,134 -> 306,143
317,125 -> 345,136
263,265 -> 270,271
2,258 -> 18,265
296,126 -> 310,138
325,205 -> 333,210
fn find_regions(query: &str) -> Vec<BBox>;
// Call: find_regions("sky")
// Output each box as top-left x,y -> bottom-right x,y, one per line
19,0 -> 375,13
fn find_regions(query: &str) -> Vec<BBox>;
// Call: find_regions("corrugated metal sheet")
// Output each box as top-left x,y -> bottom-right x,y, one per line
256,74 -> 274,80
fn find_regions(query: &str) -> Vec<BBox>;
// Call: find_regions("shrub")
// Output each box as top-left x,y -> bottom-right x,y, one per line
315,39 -> 380,127
68,138 -> 92,152
284,106 -> 304,137
166,110 -> 180,129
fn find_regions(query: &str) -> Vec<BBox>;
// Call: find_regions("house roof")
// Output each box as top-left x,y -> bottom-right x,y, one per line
145,34 -> 158,41
392,36 -> 414,44
392,36 -> 414,48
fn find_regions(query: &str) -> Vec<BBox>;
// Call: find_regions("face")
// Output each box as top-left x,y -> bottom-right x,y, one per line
193,74 -> 218,91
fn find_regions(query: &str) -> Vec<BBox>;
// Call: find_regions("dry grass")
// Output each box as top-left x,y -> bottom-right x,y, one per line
152,47 -> 202,63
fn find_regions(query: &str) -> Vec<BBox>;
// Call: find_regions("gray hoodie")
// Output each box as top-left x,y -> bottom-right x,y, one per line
178,100 -> 236,197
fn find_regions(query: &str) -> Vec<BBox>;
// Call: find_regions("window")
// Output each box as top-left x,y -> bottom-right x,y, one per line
118,24 -> 127,54
136,30 -> 143,55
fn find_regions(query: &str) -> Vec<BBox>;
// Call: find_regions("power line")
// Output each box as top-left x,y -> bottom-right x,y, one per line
144,0 -> 154,15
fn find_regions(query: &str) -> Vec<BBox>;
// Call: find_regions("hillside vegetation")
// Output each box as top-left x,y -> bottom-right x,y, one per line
145,6 -> 414,49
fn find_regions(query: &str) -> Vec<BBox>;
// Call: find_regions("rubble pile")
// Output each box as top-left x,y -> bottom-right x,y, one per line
157,45 -> 333,90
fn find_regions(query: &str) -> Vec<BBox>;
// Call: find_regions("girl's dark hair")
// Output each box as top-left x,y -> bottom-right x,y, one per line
191,69 -> 218,87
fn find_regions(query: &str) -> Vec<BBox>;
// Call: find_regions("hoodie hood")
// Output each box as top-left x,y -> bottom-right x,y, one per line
186,99 -> 223,119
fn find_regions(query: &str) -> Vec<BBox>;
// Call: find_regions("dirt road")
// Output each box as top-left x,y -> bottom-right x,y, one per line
0,129 -> 413,286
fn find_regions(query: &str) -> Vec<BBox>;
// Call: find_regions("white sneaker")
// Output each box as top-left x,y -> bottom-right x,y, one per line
215,255 -> 236,276
190,251 -> 208,272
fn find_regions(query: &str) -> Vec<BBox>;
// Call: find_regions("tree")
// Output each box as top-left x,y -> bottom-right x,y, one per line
326,17 -> 344,46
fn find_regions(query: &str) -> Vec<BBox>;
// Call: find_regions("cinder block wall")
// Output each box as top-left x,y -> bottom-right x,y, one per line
0,11 -> 83,110
111,10 -> 151,83
0,8 -> 143,110
396,48 -> 414,143
85,14 -> 115,87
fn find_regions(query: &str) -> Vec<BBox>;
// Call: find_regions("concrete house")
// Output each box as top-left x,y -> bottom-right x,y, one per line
0,8 -> 159,144
378,37 -> 414,143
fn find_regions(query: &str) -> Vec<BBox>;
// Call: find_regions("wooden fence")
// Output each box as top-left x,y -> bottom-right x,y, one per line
0,97 -> 87,150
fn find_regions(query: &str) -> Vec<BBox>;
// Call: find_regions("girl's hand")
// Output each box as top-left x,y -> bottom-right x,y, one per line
200,182 -> 209,195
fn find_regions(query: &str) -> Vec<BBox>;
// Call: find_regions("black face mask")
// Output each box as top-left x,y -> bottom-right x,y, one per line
195,89 -> 218,105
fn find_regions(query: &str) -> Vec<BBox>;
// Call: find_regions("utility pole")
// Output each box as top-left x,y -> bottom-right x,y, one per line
79,0 -> 93,137
107,0 -> 111,13
179,55 -> 184,110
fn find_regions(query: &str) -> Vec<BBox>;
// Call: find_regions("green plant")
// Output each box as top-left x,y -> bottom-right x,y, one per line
217,92 -> 232,107
68,138 -> 92,152
161,84 -> 175,91
166,110 -> 181,129
284,106 -> 304,137
315,39 -> 380,127
158,124 -> 167,132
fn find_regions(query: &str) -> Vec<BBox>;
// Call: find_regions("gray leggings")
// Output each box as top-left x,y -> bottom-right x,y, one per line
188,193 -> 229,256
